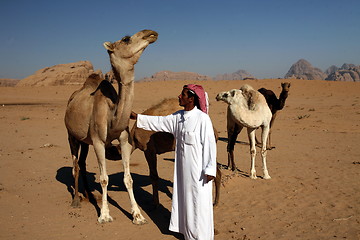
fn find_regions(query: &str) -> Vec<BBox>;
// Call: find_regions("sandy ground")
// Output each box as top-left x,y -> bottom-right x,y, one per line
0,79 -> 359,240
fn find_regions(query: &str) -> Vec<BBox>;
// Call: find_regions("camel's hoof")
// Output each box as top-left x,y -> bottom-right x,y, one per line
71,198 -> 81,208
263,170 -> 271,179
98,215 -> 113,223
250,175 -> 257,180
132,214 -> 147,225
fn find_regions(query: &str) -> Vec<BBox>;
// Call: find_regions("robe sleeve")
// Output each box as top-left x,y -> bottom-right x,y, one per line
201,115 -> 217,177
137,113 -> 176,135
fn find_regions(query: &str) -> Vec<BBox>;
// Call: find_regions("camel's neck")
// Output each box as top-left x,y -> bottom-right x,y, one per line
277,89 -> 289,110
112,66 -> 135,130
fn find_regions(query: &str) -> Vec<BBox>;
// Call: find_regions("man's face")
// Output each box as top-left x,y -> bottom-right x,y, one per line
178,88 -> 193,107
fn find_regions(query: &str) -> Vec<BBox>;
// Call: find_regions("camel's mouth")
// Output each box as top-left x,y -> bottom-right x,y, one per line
216,93 -> 227,101
143,31 -> 158,44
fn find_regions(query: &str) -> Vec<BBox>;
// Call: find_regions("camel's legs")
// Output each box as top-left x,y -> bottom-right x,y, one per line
119,130 -> 147,225
227,123 -> 242,171
213,166 -> 222,207
247,128 -> 257,179
261,126 -> 271,179
79,142 -> 90,198
255,112 -> 277,150
267,112 -> 277,150
93,139 -> 113,223
144,149 -> 160,206
68,134 -> 82,208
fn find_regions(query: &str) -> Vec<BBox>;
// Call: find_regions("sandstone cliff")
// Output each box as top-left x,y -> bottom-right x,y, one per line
16,61 -> 99,86
0,79 -> 20,87
214,69 -> 255,80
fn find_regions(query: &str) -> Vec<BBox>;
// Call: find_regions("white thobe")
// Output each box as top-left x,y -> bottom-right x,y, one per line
137,106 -> 217,240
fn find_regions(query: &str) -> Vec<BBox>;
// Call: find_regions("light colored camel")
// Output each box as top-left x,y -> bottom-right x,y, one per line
64,29 -> 158,224
129,98 -> 222,207
257,82 -> 291,149
216,84 -> 272,179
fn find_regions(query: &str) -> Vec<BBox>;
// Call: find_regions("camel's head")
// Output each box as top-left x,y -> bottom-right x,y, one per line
216,89 -> 242,105
281,82 -> 291,92
103,29 -> 158,66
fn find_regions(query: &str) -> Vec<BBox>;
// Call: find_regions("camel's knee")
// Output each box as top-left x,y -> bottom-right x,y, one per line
100,175 -> 109,187
261,148 -> 267,157
124,173 -> 133,189
72,156 -> 79,176
148,165 -> 159,181
227,143 -> 235,152
250,148 -> 256,157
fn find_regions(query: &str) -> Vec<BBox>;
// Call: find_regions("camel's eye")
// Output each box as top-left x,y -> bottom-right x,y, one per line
121,36 -> 131,43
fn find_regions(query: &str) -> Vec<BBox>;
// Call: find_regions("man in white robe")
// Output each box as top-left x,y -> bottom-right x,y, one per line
131,84 -> 217,240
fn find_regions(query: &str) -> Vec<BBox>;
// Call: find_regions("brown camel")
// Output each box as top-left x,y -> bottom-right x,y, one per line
257,82 -> 291,149
64,30 -> 158,224
128,98 -> 221,207
216,84 -> 272,179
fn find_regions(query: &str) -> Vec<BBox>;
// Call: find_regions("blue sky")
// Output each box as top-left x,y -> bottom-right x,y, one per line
1,0 -> 359,80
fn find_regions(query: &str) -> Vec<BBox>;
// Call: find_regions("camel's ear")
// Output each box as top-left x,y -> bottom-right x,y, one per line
103,42 -> 114,52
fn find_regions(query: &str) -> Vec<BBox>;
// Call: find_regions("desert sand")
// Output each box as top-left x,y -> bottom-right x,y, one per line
0,79 -> 359,240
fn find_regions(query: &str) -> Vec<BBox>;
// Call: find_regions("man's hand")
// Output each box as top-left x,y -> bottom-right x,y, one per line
206,175 -> 215,183
130,111 -> 138,120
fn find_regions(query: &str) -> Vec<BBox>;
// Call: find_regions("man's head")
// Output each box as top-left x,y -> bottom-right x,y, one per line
179,84 -> 208,113
178,87 -> 197,111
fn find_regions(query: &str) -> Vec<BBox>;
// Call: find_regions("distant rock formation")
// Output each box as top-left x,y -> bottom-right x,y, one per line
16,61 -> 100,86
341,63 -> 356,70
285,59 -> 327,80
139,71 -> 212,82
0,79 -> 20,87
214,69 -> 255,80
325,65 -> 339,75
325,64 -> 360,82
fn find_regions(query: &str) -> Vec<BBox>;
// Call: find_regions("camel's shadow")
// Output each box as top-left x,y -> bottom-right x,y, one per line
218,137 -> 248,145
56,167 -> 184,239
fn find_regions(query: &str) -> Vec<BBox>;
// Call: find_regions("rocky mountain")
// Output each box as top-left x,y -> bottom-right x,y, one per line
214,69 -> 255,80
0,79 -> 20,87
139,71 -> 212,82
325,65 -> 339,75
284,59 -> 327,80
16,61 -> 100,86
325,64 -> 360,82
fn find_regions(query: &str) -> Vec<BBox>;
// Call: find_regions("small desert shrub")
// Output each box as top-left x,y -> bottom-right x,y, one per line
297,114 -> 310,120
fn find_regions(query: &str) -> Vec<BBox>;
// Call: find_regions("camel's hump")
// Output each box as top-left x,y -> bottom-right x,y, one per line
83,73 -> 104,90
142,98 -> 181,116
240,84 -> 267,110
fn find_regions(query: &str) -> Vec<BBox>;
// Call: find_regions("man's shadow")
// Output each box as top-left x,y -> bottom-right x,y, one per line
56,166 -> 184,239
